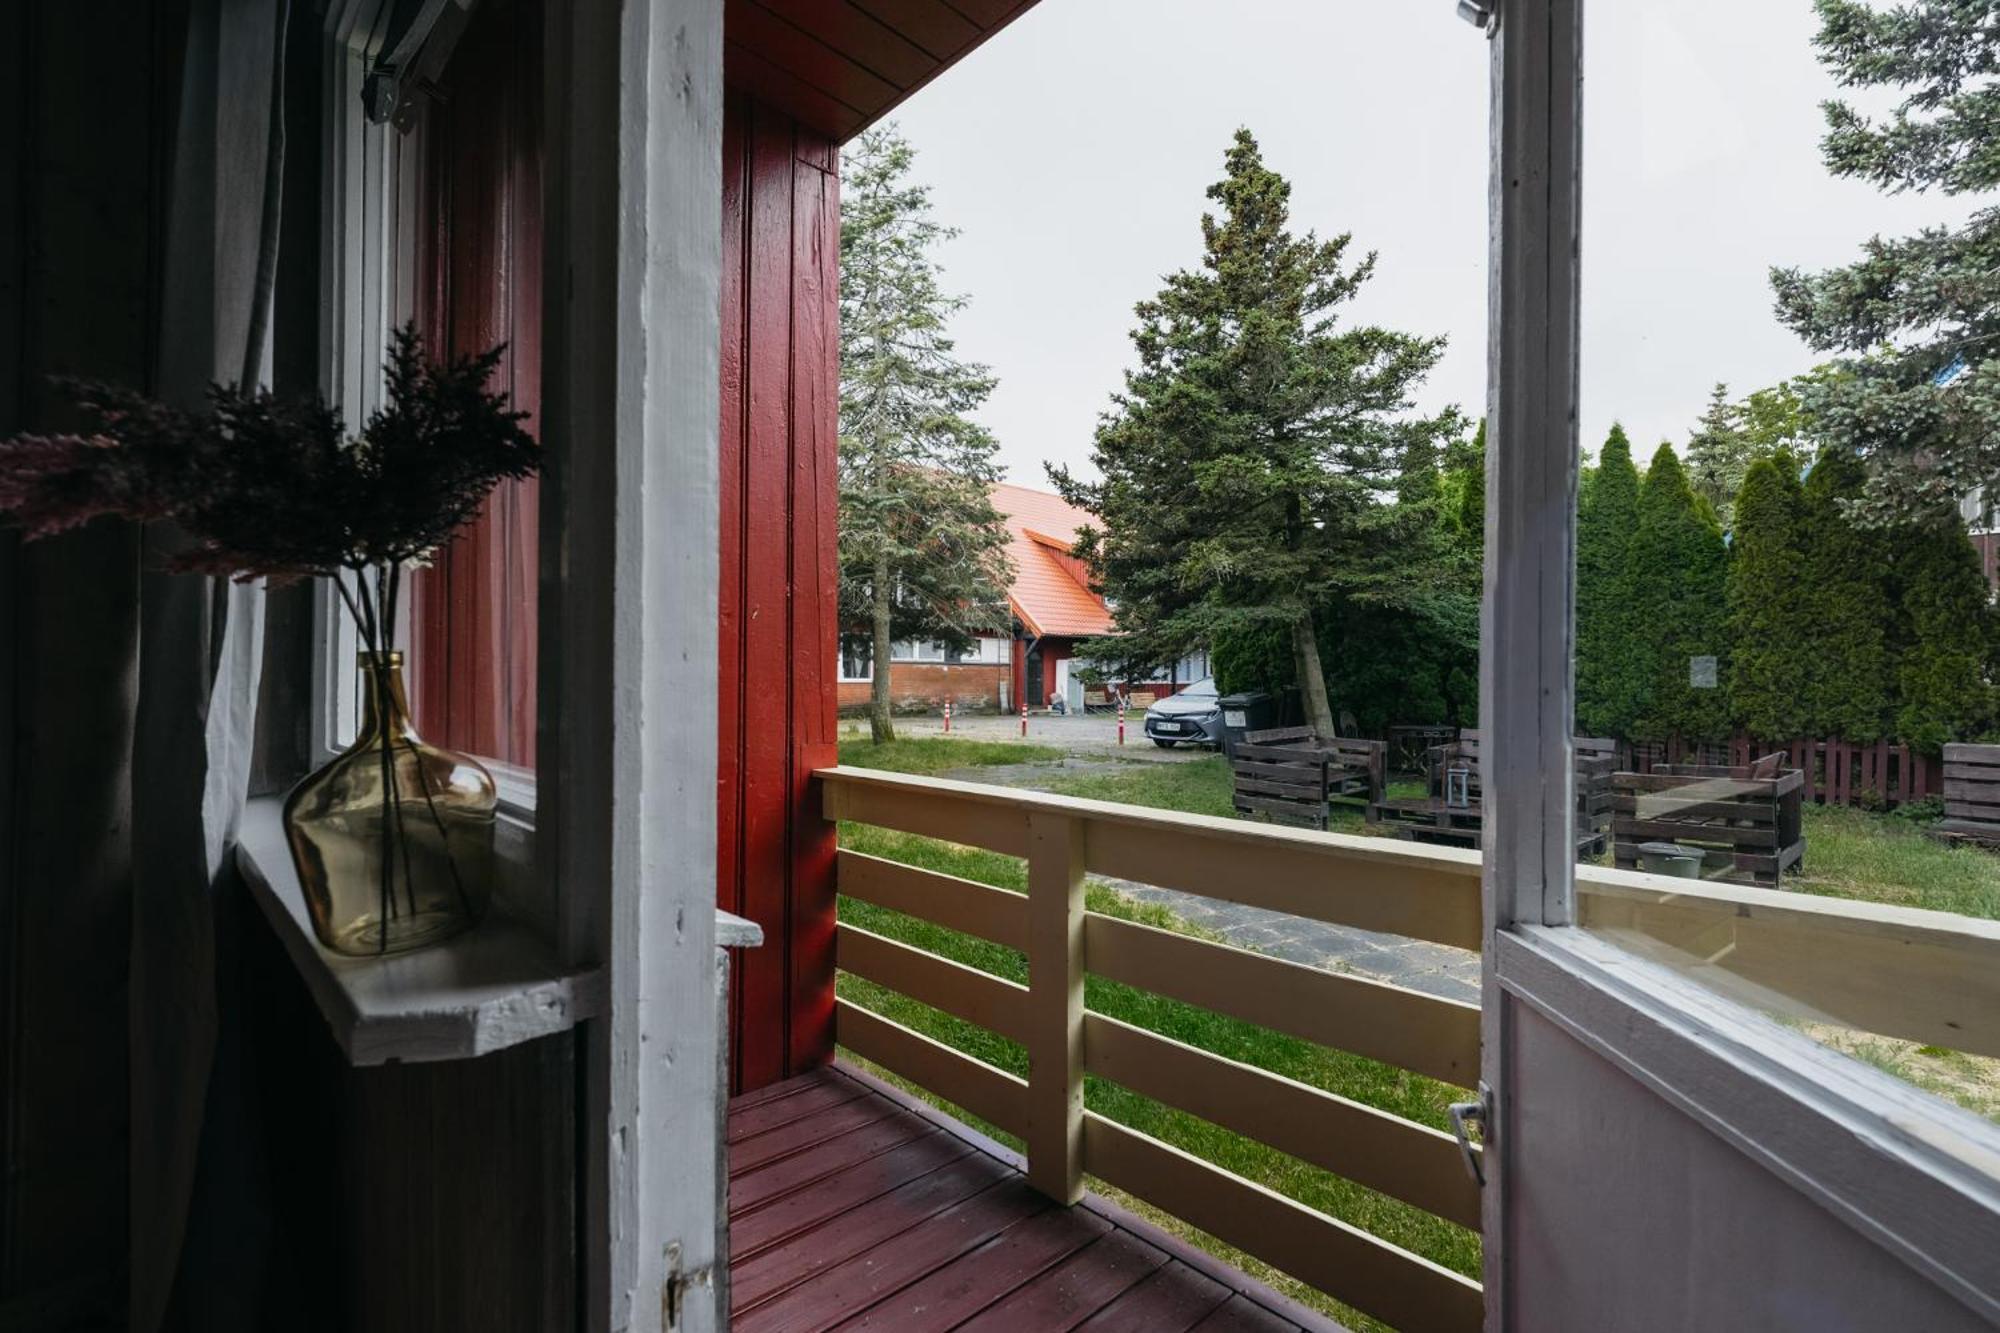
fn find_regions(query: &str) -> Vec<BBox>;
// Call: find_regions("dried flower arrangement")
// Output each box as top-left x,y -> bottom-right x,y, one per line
0,326 -> 542,954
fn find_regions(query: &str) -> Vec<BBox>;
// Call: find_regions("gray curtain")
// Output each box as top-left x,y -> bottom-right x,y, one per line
128,0 -> 283,1328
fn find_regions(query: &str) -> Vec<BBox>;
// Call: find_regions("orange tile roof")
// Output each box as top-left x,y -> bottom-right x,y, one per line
990,481 -> 1117,639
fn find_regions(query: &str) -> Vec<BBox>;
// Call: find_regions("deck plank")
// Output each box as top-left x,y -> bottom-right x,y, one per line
728,1073 -> 873,1142
734,1180 -> 1050,1333
730,1112 -> 934,1212
1074,1260 -> 1234,1332
730,1092 -> 903,1175
954,1228 -> 1170,1331
733,1152 -> 1012,1310
726,1063 -> 1345,1333
731,1130 -> 974,1256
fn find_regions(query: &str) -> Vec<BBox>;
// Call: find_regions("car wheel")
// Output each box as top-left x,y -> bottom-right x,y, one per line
1152,738 -> 1176,749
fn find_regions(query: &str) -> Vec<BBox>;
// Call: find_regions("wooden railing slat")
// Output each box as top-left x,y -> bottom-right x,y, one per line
1084,912 -> 1480,1086
836,850 -> 1029,952
833,1000 -> 1029,1136
1082,1113 -> 1484,1333
1575,867 -> 2000,1059
835,923 -> 1031,1044
1083,1013 -> 1482,1229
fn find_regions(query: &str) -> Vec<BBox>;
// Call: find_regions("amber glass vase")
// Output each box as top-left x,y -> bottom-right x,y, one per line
284,652 -> 496,956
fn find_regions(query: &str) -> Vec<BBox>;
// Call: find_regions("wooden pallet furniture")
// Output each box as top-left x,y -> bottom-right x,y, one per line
1371,730 -> 1616,854
1610,754 -> 1805,886
1230,728 -> 1386,831
1934,742 -> 2000,847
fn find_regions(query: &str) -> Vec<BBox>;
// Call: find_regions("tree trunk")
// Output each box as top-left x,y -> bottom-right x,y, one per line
1291,602 -> 1336,736
870,552 -> 896,744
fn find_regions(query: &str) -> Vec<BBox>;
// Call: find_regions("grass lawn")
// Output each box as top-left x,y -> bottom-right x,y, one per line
833,734 -> 1064,775
831,739 -> 1477,1329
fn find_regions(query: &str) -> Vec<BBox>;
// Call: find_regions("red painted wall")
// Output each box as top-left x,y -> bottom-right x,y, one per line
717,90 -> 841,1093
407,0 -> 541,767
836,663 -> 1007,713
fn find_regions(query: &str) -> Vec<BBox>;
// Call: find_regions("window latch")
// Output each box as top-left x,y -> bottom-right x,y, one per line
1448,1081 -> 1492,1187
1457,0 -> 1498,35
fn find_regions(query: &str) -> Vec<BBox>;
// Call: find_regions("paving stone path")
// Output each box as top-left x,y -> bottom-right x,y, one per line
936,760 -> 1481,1005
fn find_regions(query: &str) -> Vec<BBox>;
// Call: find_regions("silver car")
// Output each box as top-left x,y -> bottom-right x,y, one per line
1142,677 -> 1222,748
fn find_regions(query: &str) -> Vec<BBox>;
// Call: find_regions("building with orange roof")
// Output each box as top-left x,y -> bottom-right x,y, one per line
836,481 -> 1207,715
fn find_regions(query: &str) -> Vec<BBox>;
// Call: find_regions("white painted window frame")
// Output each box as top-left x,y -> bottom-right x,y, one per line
1481,1 -> 2000,1325
308,3 -> 421,767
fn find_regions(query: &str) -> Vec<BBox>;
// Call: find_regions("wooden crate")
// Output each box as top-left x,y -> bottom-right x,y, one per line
1611,756 -> 1805,886
1935,743 -> 2000,847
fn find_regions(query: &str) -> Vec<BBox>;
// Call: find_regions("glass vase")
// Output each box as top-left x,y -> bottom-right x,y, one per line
283,652 -> 496,956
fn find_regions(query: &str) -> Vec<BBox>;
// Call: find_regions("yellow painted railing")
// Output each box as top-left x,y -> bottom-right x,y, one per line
817,764 -> 2000,1331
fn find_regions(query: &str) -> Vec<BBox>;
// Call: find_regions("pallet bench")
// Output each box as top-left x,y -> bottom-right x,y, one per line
1371,730 -> 1616,856
1230,728 -> 1386,832
1610,755 -> 1805,886
1934,743 -> 2000,847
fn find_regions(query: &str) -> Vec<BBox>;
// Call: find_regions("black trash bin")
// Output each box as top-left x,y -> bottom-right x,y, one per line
1216,691 -> 1276,760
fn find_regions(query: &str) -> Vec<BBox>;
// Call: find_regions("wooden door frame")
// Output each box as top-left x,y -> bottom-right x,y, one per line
540,3 -> 727,1330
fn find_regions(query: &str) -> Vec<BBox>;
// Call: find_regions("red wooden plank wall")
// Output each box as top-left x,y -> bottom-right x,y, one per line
718,89 -> 841,1093
407,0 -> 542,767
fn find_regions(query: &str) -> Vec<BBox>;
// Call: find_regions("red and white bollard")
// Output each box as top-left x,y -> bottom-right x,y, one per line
1019,701 -> 1028,738
1117,696 -> 1126,746
943,699 -> 952,734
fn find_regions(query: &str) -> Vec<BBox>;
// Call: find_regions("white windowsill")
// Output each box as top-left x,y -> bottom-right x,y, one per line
235,794 -> 602,1066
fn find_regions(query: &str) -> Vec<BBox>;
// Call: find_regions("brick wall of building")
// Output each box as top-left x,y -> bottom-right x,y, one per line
838,662 -> 1009,714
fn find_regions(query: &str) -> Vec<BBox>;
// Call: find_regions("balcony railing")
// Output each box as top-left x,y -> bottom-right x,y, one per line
817,764 -> 2000,1331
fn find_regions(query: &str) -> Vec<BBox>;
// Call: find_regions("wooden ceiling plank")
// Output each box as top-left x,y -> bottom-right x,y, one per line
729,2 -> 903,110
724,39 -> 864,141
849,0 -> 982,62
936,0 -> 1030,30
750,0 -> 936,89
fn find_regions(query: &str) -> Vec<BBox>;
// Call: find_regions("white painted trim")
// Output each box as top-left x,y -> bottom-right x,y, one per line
1497,926 -> 2000,1324
309,4 -> 416,765
541,2 -> 726,1329
1480,1 -> 1583,1324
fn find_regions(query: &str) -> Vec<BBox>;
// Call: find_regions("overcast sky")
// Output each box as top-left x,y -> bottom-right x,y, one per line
884,0 -> 1976,485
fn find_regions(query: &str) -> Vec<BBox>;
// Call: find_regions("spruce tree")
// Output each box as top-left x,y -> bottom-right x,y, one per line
1685,384 -> 1751,529
838,126 -> 1013,743
1799,447 -> 1894,739
1894,509 -> 1994,753
1575,425 -> 1642,737
1726,454 -> 1809,739
1630,445 -> 1731,742
1771,0 -> 2000,516
1052,130 -> 1461,736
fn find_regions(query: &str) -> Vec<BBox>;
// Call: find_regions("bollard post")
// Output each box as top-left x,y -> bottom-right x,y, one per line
1020,701 -> 1028,738
1117,696 -> 1125,746
943,699 -> 952,734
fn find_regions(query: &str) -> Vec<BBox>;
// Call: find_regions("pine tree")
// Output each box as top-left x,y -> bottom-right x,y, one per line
1894,509 -> 1994,753
1726,454 -> 1810,739
1630,445 -> 1731,742
1575,425 -> 1642,737
1770,0 -> 2000,517
838,126 -> 1013,743
1052,130 -> 1462,736
1799,447 -> 1894,739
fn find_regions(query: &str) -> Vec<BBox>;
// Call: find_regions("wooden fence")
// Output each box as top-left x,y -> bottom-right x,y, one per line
1611,736 -> 1938,809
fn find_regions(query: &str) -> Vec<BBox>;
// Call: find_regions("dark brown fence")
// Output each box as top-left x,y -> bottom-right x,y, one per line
1615,735 -> 1937,809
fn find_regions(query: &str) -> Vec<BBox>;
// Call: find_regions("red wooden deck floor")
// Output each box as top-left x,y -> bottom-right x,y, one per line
728,1064 -> 1347,1332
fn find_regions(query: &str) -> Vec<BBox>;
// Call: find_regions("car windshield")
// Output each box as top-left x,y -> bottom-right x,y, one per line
1181,678 -> 1217,699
